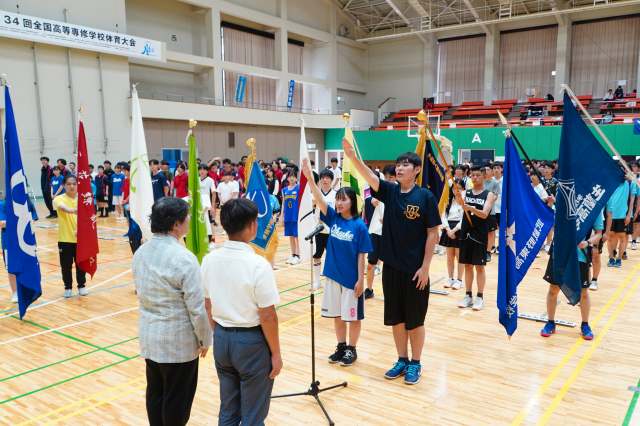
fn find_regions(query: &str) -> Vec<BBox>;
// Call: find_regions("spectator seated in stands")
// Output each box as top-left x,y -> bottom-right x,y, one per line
546,93 -> 554,101
602,112 -> 614,124
603,89 -> 614,100
614,85 -> 624,99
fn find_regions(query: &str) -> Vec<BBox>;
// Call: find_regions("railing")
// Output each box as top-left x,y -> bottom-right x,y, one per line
378,97 -> 397,125
135,89 -> 333,115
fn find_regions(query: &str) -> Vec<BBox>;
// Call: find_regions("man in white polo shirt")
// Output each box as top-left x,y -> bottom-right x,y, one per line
201,198 -> 282,425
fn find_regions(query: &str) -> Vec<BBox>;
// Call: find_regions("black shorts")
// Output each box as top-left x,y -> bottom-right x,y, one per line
368,234 -> 381,265
487,215 -> 498,232
544,256 -> 590,289
313,233 -> 328,259
458,234 -> 487,266
439,221 -> 461,248
611,218 -> 627,233
382,265 -> 429,330
495,213 -> 501,226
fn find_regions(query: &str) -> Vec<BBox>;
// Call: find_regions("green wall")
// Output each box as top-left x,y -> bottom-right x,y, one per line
325,125 -> 639,161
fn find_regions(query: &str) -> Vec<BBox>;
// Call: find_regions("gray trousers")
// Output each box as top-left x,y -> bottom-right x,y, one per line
214,325 -> 274,426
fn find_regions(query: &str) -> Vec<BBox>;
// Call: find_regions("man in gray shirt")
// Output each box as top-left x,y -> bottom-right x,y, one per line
483,165 -> 501,262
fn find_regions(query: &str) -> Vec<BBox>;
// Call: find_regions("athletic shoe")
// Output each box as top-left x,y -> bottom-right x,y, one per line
589,280 -> 598,291
64,289 -> 73,298
285,256 -> 294,265
11,292 -> 18,303
540,322 -> 556,337
404,363 -> 421,385
458,294 -> 473,308
78,287 -> 89,296
384,359 -> 408,380
632,241 -> 638,250
490,246 -> 497,254
328,343 -> 346,364
451,280 -> 462,290
544,244 -> 551,254
622,251 -> 628,260
485,252 -> 492,263
364,288 -> 374,299
615,258 -> 622,268
581,324 -> 594,340
374,265 -> 381,276
290,256 -> 301,265
46,214 -> 56,219
607,258 -> 616,267
444,278 -> 453,288
340,346 -> 357,366
472,297 -> 484,311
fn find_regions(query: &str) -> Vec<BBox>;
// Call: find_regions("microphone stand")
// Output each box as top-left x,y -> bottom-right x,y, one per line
271,217 -> 347,426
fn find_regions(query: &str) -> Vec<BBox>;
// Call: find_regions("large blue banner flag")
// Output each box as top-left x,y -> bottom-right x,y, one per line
498,136 -> 554,336
3,85 -> 42,319
245,161 -> 278,256
553,93 -> 624,304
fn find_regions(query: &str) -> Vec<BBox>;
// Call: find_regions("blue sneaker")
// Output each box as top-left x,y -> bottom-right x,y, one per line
540,322 -> 556,337
615,259 -> 622,268
404,362 -> 422,385
607,258 -> 616,267
384,359 -> 408,380
581,324 -> 594,340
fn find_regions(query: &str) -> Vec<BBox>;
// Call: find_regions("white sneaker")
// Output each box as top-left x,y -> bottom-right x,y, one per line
64,289 -> 73,298
632,241 -> 637,250
472,296 -> 484,311
78,287 -> 89,296
11,292 -> 18,303
374,265 -> 381,276
290,256 -> 301,265
451,280 -> 462,290
458,294 -> 473,308
285,256 -> 294,265
544,244 -> 551,254
589,280 -> 598,291
444,278 -> 453,288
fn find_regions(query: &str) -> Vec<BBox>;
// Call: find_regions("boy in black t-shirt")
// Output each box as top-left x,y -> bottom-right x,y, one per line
342,139 -> 440,385
456,167 -> 495,311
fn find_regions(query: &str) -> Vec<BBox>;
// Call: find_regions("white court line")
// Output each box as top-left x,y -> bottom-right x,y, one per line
0,306 -> 137,346
0,269 -> 131,320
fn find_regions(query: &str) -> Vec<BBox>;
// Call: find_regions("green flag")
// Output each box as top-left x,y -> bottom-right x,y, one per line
185,131 -> 208,263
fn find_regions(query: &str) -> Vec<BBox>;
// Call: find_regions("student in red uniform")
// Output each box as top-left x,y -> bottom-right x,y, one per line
172,163 -> 189,199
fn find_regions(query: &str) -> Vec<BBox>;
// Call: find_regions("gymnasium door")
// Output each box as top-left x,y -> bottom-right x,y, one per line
325,150 -> 342,169
458,149 -> 495,166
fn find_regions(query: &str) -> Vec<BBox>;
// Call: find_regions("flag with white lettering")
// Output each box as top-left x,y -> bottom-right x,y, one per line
3,85 -> 42,319
552,93 -> 624,304
497,136 -> 554,336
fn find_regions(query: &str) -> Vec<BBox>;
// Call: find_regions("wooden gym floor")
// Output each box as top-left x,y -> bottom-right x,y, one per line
1,203 -> 639,425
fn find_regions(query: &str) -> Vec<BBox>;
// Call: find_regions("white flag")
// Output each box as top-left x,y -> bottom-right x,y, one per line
129,86 -> 154,242
298,122 -> 315,262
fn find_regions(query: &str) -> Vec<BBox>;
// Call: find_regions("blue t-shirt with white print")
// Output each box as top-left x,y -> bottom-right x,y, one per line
111,172 -> 125,196
320,206 -> 372,289
578,209 -> 604,263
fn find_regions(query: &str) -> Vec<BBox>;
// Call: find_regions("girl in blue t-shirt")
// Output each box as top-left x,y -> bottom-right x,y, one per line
302,159 -> 372,367
50,167 -> 65,199
282,170 -> 300,265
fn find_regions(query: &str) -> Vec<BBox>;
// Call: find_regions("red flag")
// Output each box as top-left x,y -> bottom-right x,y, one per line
76,121 -> 99,277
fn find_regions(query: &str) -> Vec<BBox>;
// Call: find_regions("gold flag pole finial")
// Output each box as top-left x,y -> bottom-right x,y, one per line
246,137 -> 257,158
189,119 -> 198,129
416,109 -> 427,124
342,112 -> 350,126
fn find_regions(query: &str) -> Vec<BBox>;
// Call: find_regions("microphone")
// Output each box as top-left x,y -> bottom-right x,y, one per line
305,224 -> 325,241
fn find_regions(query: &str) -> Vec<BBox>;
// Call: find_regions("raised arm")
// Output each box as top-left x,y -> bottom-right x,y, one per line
302,159 -> 328,216
342,138 -> 380,192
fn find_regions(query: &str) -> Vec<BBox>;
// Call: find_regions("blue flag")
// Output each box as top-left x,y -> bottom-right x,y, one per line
498,137 -> 554,336
245,161 -> 278,255
552,93 -> 624,304
633,118 -> 640,135
3,86 -> 42,319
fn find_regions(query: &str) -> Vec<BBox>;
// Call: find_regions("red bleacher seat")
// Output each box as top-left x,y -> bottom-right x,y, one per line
461,101 -> 484,107
492,99 -> 517,105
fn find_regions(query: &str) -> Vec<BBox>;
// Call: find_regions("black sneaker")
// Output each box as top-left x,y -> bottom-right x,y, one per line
328,342 -> 346,364
340,346 -> 357,366
623,251 -> 628,260
364,288 -> 374,299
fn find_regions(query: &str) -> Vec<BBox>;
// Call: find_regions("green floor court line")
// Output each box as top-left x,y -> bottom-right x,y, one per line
0,355 -> 139,405
0,336 -> 138,384
12,316 -> 129,360
622,377 -> 640,425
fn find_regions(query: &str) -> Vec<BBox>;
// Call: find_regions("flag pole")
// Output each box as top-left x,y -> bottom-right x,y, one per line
561,84 -> 635,181
418,110 -> 473,225
342,113 -> 364,161
496,110 -> 546,184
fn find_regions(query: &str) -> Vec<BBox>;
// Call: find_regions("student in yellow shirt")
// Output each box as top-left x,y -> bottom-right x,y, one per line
53,175 -> 88,298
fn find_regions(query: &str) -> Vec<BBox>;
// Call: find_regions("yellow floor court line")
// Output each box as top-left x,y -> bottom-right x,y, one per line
20,308 -> 320,424
511,264 -> 640,425
537,273 -> 640,425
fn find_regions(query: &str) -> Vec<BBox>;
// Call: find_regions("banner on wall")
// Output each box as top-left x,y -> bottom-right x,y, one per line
0,10 -> 165,61
287,79 -> 295,109
235,75 -> 247,103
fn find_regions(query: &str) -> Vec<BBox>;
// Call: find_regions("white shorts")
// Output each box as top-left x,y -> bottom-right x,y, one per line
112,195 -> 123,206
321,279 -> 364,322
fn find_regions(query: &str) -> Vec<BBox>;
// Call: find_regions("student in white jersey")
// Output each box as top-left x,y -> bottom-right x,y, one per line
302,159 -> 372,366
198,165 -> 216,243
365,165 -> 396,299
312,169 -> 336,286
216,171 -> 240,206
492,162 -> 503,253
440,179 -> 465,290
